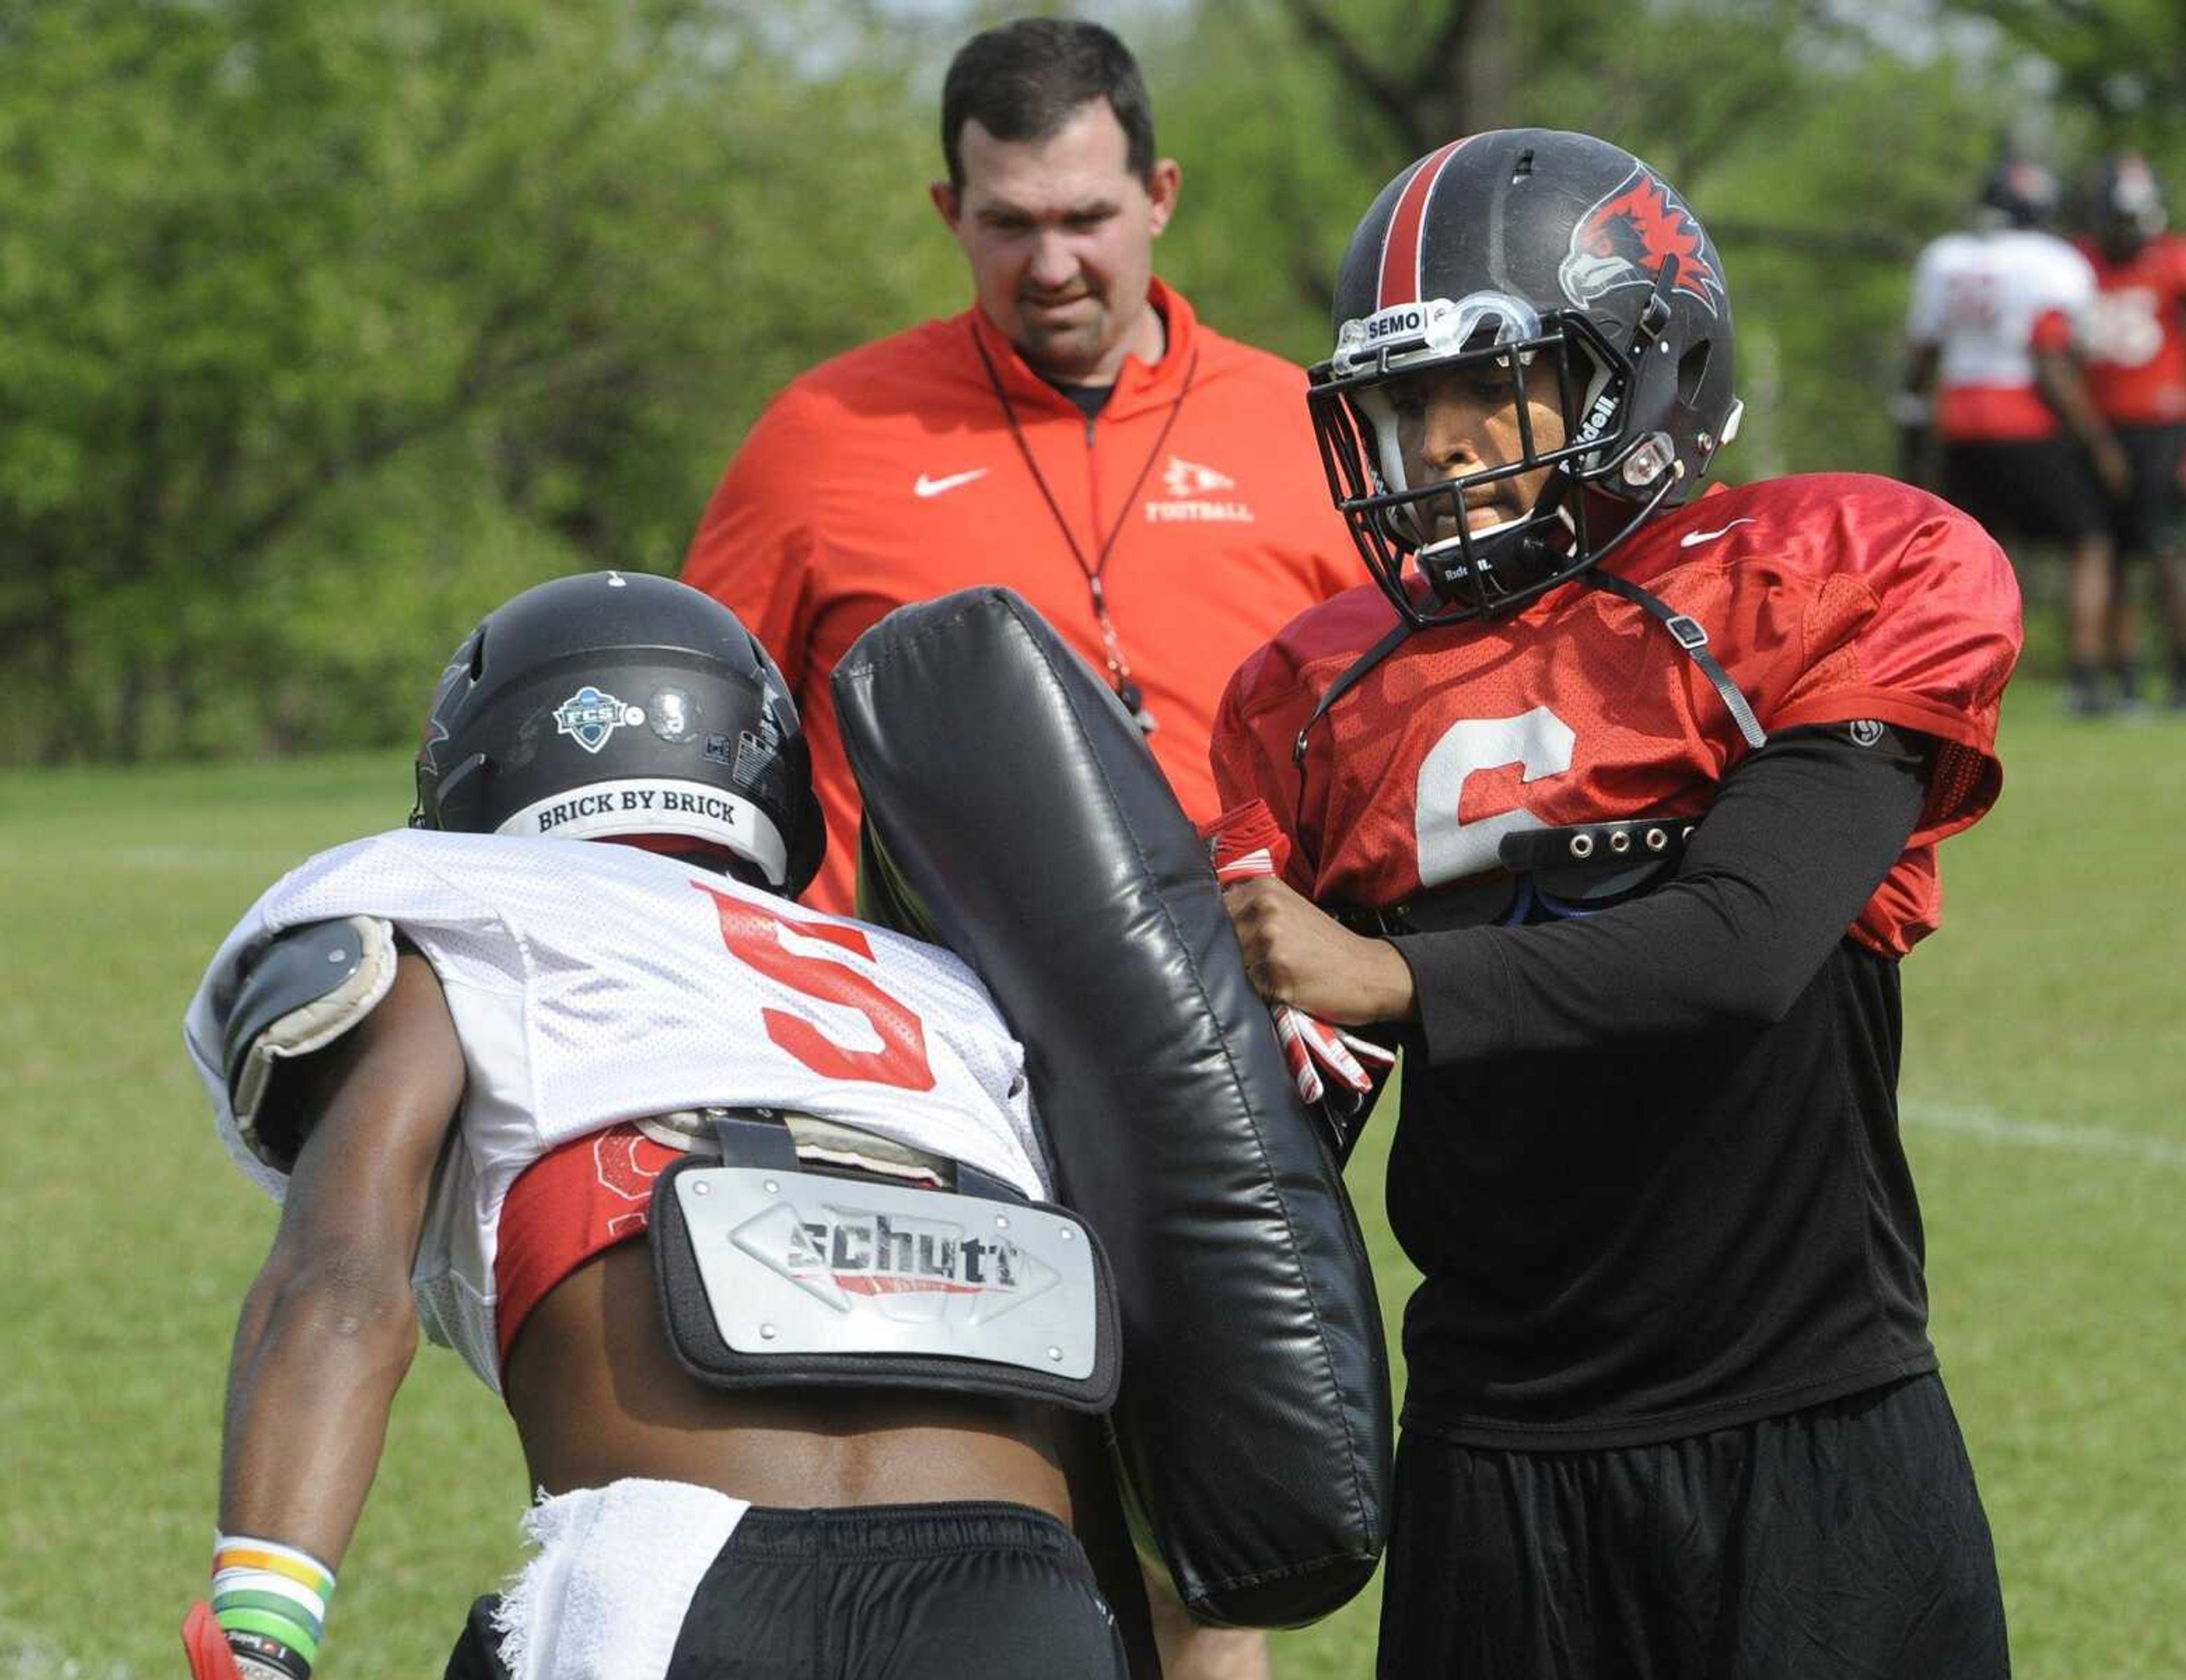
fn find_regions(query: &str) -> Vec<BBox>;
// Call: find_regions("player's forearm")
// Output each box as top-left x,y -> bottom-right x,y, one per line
2032,349 -> 2115,452
219,1255 -> 418,1568
1392,726 -> 1929,1066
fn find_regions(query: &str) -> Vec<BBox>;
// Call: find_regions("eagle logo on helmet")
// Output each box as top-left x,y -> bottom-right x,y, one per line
1558,170 -> 1724,318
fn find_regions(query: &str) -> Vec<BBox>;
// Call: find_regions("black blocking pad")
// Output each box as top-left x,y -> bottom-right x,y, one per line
833,587 -> 1391,1627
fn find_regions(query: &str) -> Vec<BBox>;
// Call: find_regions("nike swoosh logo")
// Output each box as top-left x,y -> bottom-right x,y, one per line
1680,518 -> 1754,548
914,469 -> 989,499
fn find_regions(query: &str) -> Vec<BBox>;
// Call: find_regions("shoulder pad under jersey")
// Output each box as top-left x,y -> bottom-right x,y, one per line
225,915 -> 398,1171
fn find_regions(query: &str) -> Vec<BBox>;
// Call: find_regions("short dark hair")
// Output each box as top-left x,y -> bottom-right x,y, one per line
940,18 -> 1156,191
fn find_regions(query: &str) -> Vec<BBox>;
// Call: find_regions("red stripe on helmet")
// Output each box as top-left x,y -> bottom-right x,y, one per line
1376,137 -> 1473,311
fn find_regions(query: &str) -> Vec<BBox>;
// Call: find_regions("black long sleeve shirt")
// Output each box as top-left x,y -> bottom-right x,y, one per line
1384,724 -> 1940,1449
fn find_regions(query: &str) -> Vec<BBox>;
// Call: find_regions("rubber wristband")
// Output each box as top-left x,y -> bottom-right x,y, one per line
211,1533 -> 335,1680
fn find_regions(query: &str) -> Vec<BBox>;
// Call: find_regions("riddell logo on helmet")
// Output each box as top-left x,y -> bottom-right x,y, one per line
1558,170 -> 1724,318
1572,388 -> 1621,449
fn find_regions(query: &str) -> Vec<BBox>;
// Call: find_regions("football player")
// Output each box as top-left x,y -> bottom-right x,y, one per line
2077,151 -> 2186,708
179,573 -> 1148,1679
1211,129 -> 2019,1678
1903,157 -> 2127,714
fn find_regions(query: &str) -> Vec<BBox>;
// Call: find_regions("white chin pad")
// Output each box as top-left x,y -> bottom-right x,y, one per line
1453,510 -> 1526,545
1351,386 -> 1410,495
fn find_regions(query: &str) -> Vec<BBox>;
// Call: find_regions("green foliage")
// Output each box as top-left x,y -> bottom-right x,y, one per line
0,0 -> 956,761
2,687 -> 2181,1674
7,0 -> 2185,756
1154,0 -> 2075,484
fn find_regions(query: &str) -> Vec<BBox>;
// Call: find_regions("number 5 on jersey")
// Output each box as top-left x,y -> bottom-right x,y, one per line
693,883 -> 937,1092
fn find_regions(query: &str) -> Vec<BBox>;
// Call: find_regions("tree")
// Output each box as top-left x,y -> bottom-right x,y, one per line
0,0 -> 954,760
1153,0 -> 2081,481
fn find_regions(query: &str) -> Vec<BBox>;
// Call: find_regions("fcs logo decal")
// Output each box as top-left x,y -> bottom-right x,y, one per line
554,685 -> 644,754
1558,171 -> 1724,318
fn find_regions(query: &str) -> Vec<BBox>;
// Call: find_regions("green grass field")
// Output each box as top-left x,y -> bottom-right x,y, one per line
3,681 -> 2181,1677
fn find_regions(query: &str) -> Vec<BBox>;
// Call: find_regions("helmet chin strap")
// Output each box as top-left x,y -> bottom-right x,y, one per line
1293,460 -> 1760,789
1418,485 -> 1577,610
1581,565 -> 1768,751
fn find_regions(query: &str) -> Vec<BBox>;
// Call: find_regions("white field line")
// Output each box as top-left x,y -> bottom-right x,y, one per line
1902,1101 -> 2186,1170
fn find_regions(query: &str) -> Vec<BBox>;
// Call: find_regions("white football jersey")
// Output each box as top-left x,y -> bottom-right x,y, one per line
1905,228 -> 2095,390
184,829 -> 1042,1389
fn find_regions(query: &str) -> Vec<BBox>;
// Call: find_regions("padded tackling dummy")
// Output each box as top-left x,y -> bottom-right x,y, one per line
833,587 -> 1392,1627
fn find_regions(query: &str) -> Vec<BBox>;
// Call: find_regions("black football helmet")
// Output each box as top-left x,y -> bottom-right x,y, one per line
1310,129 -> 1740,628
412,571 -> 825,896
1979,157 -> 2061,230
2089,151 -> 2166,260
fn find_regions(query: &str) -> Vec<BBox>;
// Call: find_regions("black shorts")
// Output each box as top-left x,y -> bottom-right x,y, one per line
1941,435 -> 2108,545
445,1501 -> 1128,1680
1377,1375 -> 2008,1680
2110,422 -> 2186,558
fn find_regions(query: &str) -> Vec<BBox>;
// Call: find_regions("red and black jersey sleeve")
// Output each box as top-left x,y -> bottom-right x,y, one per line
1210,476 -> 2021,956
1758,475 -> 2021,845
1210,587 -> 1395,896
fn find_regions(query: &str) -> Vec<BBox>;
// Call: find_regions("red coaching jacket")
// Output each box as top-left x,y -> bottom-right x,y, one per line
684,279 -> 1357,912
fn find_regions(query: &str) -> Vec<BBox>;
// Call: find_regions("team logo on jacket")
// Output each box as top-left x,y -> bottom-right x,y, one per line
554,685 -> 644,754
1147,455 -> 1253,524
1559,170 -> 1724,318
733,1199 -> 1057,1325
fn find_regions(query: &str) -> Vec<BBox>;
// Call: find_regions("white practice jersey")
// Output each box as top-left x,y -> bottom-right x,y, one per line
1905,228 -> 2095,392
184,829 -> 1042,1389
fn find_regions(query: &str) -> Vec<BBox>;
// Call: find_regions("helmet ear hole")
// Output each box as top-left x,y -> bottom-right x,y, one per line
1675,340 -> 1713,408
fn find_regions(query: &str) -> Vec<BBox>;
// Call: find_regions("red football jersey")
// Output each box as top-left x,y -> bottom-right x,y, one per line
2078,233 -> 2186,424
1211,475 -> 2022,958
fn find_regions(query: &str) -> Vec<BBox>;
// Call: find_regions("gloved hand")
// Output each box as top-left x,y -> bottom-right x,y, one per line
182,1603 -> 244,1679
1200,800 -> 1396,1110
182,1603 -> 290,1680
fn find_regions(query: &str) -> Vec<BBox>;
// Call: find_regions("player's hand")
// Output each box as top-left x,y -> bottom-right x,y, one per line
182,1604 -> 295,1680
182,1603 -> 245,1680
1200,798 -> 1413,1062
1221,875 -> 1417,1027
1272,997 -> 1398,1107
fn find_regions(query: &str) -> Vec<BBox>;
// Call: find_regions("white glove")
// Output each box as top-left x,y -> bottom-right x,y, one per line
1201,800 -> 1396,1110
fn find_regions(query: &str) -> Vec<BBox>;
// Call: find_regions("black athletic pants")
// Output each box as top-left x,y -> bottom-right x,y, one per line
1378,1375 -> 2009,1679
445,1501 -> 1128,1679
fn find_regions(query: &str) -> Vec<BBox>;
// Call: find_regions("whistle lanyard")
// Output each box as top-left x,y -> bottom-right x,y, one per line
972,324 -> 1197,736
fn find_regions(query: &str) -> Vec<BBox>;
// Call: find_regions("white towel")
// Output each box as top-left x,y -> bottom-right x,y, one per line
492,1478 -> 750,1680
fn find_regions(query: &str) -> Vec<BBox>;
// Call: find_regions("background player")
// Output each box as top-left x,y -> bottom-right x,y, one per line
180,573 -> 1147,1679
1904,157 -> 2127,714
1213,129 -> 2020,1677
2076,150 -> 2186,709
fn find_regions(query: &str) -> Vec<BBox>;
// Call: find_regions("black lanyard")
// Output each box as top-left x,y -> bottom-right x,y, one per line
971,323 -> 1196,736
